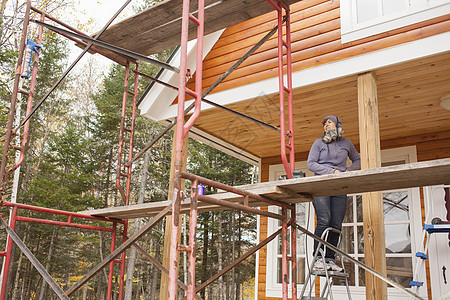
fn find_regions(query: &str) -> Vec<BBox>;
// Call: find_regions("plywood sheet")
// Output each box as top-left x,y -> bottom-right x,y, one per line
96,0 -> 299,56
79,158 -> 450,219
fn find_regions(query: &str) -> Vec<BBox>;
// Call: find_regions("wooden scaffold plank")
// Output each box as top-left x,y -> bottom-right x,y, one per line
79,158 -> 450,219
94,0 -> 300,56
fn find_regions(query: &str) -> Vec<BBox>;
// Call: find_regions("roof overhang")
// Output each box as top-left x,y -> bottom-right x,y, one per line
137,29 -> 261,166
138,29 -> 224,121
140,31 -> 450,160
142,31 -> 450,121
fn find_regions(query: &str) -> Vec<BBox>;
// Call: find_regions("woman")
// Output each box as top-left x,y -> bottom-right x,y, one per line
307,115 -> 360,271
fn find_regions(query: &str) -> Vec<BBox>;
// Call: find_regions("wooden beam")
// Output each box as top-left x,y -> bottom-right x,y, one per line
159,129 -> 189,300
358,71 -> 387,300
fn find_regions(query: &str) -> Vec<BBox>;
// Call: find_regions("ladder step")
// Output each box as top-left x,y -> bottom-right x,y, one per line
126,90 -> 135,95
124,127 -> 132,132
409,280 -> 423,287
177,245 -> 192,252
189,14 -> 200,25
19,89 -> 29,95
424,223 -> 450,233
415,252 -> 428,260
312,270 -> 349,278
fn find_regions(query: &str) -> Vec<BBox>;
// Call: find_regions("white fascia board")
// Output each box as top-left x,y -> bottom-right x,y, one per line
138,29 -> 225,120
341,2 -> 450,44
145,31 -> 450,122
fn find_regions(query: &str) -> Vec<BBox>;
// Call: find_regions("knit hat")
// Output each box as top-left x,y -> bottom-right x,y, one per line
321,115 -> 343,128
321,115 -> 344,144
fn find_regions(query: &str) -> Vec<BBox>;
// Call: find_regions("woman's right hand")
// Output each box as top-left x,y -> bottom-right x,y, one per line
333,169 -> 341,174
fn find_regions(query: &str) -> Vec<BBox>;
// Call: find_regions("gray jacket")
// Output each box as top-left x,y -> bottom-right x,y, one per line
307,137 -> 361,175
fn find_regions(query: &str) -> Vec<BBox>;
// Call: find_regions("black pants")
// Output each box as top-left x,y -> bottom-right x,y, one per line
312,195 -> 347,260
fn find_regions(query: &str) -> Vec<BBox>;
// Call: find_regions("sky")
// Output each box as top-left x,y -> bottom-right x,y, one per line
63,0 -> 146,76
70,0 -> 141,33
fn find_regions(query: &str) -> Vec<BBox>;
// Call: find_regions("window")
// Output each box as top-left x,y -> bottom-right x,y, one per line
340,190 -> 420,291
265,146 -> 427,299
340,0 -> 450,43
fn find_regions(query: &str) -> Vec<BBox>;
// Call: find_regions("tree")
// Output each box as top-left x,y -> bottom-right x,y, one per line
1,1 -> 259,298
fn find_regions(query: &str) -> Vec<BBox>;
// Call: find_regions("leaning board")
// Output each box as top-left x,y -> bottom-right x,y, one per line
79,158 -> 450,219
95,0 -> 299,56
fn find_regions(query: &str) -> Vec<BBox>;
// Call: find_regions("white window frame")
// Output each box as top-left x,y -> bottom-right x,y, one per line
424,184 -> 450,296
340,0 -> 450,43
264,146 -> 427,299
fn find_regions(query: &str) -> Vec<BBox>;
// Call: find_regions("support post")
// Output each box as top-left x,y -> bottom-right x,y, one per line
159,129 -> 189,300
166,0 -> 205,297
0,206 -> 17,300
357,71 -> 387,300
281,208 -> 288,300
290,206 -> 297,300
107,223 -> 117,300
186,180 -> 199,299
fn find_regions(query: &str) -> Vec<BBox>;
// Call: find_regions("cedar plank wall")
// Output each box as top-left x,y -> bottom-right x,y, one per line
185,0 -> 450,95
186,0 -> 448,297
257,130 -> 450,299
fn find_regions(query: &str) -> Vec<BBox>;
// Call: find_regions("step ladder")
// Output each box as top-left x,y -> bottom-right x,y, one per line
300,228 -> 352,300
410,185 -> 450,294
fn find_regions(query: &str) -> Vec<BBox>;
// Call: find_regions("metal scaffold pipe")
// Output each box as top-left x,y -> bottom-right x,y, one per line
16,0 -> 134,132
135,70 -> 280,133
129,19 -> 284,165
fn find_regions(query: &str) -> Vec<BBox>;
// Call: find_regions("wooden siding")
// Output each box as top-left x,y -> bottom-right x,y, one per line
173,0 -> 450,161
256,131 -> 450,299
193,51 -> 450,159
186,0 -> 450,95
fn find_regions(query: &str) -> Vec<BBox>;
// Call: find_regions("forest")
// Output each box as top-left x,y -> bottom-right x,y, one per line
0,0 -> 258,299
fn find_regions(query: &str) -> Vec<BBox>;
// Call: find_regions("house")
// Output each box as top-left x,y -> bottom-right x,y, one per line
137,0 -> 450,298
1,0 -> 448,298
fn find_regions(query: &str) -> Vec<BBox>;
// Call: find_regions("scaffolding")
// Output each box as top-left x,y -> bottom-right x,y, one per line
0,0 -> 434,299
0,0 -> 297,299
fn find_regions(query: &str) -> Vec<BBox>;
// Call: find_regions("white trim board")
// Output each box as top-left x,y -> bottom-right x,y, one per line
340,0 -> 450,43
143,31 -> 450,122
138,29 -> 225,120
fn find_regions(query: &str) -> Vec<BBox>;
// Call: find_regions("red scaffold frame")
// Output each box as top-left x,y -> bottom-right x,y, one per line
168,0 -> 296,298
0,202 -> 126,300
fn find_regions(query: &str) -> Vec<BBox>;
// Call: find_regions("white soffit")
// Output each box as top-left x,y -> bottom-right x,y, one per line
138,29 -> 224,120
141,31 -> 450,122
